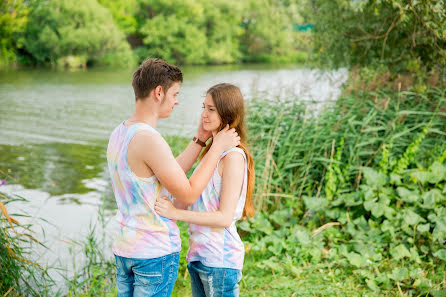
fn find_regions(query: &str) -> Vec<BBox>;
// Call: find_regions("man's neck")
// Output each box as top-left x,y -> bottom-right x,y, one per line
128,100 -> 159,128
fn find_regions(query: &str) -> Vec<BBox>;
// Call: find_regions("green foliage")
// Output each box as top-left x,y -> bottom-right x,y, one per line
22,0 -> 134,67
243,85 -> 446,294
97,0 -> 138,35
240,0 -> 302,63
3,0 -> 313,67
0,0 -> 29,67
311,0 -> 446,73
140,14 -> 208,65
65,226 -> 117,297
0,193 -> 55,296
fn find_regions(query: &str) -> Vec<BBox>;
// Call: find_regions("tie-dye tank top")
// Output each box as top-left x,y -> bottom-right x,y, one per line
187,147 -> 247,270
107,122 -> 181,259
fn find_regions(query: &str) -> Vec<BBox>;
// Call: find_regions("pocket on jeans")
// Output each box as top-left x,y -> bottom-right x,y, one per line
133,258 -> 163,286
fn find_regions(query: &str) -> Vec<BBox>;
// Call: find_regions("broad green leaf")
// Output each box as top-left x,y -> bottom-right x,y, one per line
366,279 -> 380,292
430,161 -> 446,183
390,173 -> 402,185
403,209 -> 424,225
381,220 -> 396,236
432,218 -> 446,243
421,189 -> 442,209
362,186 -> 376,201
389,267 -> 409,282
303,196 -> 327,211
433,249 -> 446,261
251,215 -> 273,235
310,247 -> 322,263
347,252 -> 366,267
295,230 -> 311,246
396,187 -> 420,203
364,200 -> 375,211
391,244 -> 411,260
371,203 -> 384,218
410,171 -> 430,184
270,208 -> 293,226
383,205 -> 396,219
410,247 -> 421,263
237,221 -> 252,232
268,240 -> 283,256
362,167 -> 387,188
417,223 -> 430,233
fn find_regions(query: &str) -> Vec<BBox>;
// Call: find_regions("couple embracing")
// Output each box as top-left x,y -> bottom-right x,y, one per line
107,58 -> 255,297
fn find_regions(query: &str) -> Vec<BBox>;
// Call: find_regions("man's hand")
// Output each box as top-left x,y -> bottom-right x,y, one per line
196,121 -> 212,144
212,125 -> 240,153
155,196 -> 179,220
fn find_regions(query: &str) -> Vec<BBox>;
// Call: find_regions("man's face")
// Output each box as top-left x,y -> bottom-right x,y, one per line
159,82 -> 180,118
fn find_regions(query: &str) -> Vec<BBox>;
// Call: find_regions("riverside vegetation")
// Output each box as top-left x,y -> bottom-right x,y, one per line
1,77 -> 445,295
1,0 -> 445,295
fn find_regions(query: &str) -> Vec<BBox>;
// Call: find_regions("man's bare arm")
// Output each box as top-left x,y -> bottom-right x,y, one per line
155,152 -> 245,227
135,126 -> 239,205
175,140 -> 204,173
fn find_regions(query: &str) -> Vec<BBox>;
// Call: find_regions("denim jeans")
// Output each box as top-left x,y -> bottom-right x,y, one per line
115,252 -> 179,297
187,261 -> 242,297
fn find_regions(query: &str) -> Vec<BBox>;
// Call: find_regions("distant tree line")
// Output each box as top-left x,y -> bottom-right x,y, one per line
2,0 -> 443,73
1,0 -> 310,68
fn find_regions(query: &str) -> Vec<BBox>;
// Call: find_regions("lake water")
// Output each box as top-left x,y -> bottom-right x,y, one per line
0,64 -> 347,286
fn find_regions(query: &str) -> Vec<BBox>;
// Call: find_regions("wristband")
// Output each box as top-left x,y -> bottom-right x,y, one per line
192,136 -> 206,147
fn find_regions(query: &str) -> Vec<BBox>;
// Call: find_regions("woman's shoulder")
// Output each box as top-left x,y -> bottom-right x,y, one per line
221,147 -> 246,159
219,148 -> 246,175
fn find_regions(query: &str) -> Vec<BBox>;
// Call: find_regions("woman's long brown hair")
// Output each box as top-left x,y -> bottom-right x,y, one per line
200,83 -> 255,218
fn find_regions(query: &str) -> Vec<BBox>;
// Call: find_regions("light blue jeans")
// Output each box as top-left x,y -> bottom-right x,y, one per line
187,261 -> 242,297
115,252 -> 179,297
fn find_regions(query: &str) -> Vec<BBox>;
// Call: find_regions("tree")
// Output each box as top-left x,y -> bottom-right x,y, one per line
311,0 -> 446,72
0,0 -> 28,67
23,0 -> 134,67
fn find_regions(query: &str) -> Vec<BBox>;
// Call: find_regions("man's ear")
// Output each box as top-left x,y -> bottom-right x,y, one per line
154,85 -> 164,102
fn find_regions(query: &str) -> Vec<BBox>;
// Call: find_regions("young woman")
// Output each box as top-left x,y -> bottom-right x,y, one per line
155,83 -> 255,297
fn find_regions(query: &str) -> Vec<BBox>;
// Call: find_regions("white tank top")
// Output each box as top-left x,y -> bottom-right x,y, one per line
186,147 -> 247,269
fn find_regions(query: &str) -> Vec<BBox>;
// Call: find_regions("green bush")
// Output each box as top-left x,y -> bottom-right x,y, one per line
22,0 -> 134,67
0,0 -> 28,67
311,0 -> 446,73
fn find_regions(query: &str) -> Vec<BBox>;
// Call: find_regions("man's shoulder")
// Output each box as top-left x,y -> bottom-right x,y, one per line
133,128 -> 165,143
131,129 -> 169,154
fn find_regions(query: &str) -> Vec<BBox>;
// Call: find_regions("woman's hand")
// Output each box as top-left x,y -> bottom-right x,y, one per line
212,125 -> 240,153
155,196 -> 179,220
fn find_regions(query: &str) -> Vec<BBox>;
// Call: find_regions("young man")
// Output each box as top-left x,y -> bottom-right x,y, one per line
107,58 -> 240,297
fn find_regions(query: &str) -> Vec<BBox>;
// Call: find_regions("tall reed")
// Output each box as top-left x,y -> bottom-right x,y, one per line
0,192 -> 55,296
247,87 -> 446,215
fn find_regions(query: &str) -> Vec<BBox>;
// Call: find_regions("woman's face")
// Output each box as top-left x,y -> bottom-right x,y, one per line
201,94 -> 222,133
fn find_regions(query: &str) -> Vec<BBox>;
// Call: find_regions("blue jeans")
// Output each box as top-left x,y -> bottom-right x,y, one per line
187,261 -> 242,297
115,252 -> 179,297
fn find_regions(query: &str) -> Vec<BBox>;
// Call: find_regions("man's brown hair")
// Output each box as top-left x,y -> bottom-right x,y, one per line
132,58 -> 183,101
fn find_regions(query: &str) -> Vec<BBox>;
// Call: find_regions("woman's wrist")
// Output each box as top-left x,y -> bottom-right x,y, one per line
172,208 -> 183,221
192,136 -> 207,147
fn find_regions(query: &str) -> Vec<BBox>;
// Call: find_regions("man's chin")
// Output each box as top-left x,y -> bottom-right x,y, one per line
160,111 -> 173,119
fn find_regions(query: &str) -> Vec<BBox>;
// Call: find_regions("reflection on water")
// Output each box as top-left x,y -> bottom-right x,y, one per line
0,142 -> 108,196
